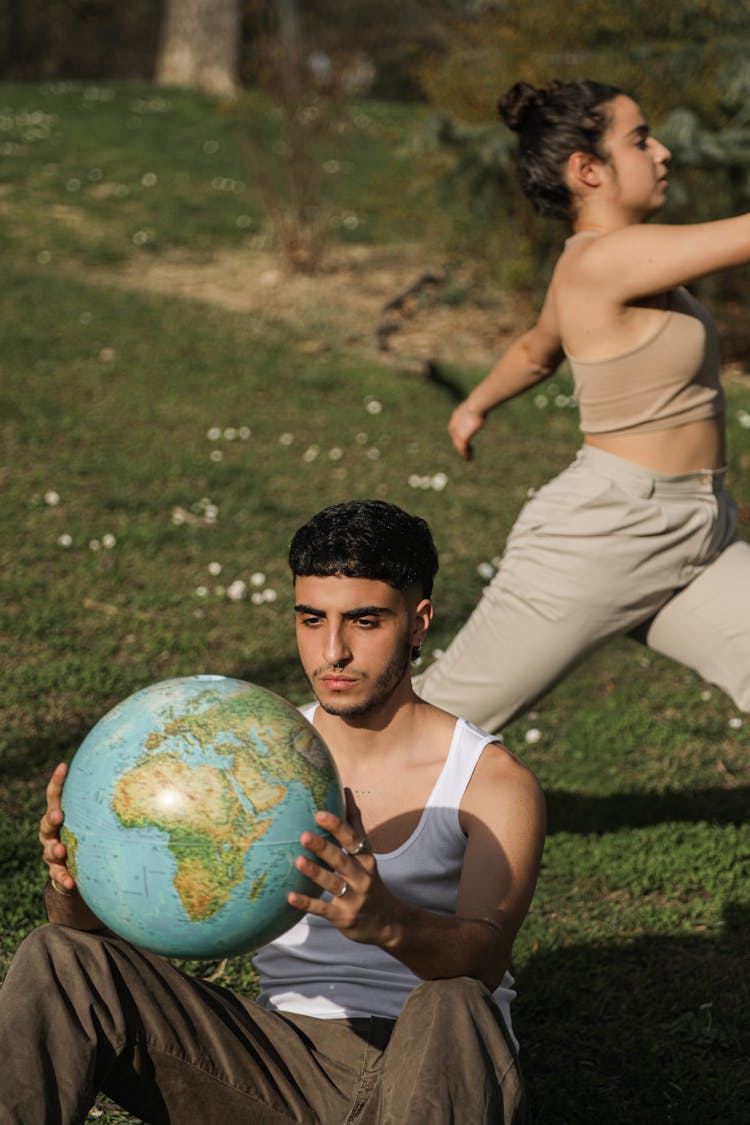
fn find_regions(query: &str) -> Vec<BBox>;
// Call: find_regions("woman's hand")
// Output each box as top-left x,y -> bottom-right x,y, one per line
448,401 -> 487,461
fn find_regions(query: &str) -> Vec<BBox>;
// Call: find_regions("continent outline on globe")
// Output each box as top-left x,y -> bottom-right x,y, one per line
61,676 -> 345,959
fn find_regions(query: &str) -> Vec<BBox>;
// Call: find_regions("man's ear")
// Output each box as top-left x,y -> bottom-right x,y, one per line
412,598 -> 433,648
567,150 -> 605,190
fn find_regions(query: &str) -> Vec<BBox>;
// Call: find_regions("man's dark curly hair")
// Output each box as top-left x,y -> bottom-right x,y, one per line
289,499 -> 438,598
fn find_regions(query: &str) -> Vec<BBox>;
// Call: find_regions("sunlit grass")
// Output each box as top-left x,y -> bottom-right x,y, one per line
1,81 -> 749,1124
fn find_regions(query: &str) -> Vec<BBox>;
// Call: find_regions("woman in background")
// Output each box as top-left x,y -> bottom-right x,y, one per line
415,79 -> 750,732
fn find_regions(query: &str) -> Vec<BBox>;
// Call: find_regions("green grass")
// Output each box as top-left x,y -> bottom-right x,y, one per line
1,81 -> 749,1124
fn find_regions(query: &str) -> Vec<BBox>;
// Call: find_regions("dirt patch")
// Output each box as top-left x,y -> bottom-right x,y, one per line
109,243 -> 522,374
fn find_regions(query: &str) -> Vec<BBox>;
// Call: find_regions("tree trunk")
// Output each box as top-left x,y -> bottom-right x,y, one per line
155,0 -> 240,97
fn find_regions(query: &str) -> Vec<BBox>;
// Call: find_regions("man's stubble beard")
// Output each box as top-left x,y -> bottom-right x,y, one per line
310,639 -> 413,718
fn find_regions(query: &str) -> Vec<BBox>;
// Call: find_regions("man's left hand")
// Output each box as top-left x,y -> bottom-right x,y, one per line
288,791 -> 400,947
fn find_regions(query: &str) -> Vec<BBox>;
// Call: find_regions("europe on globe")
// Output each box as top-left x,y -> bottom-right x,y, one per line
60,675 -> 345,959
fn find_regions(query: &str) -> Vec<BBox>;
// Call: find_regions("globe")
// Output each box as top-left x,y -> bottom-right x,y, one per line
60,675 -> 345,959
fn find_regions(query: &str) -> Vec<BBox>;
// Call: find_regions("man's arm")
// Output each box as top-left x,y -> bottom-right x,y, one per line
40,762 -> 104,930
289,746 -> 546,990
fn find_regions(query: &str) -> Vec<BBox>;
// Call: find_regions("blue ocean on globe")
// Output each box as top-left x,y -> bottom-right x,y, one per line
61,675 -> 344,959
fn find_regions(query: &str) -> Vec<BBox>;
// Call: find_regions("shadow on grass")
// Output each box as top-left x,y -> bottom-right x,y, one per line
1,723 -> 95,782
516,901 -> 750,1125
546,786 -> 750,833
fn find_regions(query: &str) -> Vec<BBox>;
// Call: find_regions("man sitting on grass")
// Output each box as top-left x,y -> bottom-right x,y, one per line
0,499 -> 545,1125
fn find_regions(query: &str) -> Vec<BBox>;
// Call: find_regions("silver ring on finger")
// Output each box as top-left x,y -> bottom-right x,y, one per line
348,839 -> 368,856
334,880 -> 349,897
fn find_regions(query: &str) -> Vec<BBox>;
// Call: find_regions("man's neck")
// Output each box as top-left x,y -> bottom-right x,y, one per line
312,682 -> 425,764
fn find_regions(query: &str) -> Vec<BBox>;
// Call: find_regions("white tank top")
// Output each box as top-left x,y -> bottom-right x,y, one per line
253,708 -> 518,1045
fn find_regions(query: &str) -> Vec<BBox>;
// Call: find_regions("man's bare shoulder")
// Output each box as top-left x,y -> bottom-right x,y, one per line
463,735 -> 546,820
416,699 -> 465,733
416,701 -> 543,801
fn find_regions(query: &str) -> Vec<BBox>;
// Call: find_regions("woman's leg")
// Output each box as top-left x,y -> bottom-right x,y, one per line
415,454 -> 654,731
415,449 -> 737,732
645,537 -> 750,711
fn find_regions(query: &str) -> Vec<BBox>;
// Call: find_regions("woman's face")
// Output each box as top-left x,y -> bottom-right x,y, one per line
597,95 -> 672,219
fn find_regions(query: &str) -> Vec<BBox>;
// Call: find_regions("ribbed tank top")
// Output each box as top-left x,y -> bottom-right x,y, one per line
253,708 -> 518,1044
561,233 -> 724,435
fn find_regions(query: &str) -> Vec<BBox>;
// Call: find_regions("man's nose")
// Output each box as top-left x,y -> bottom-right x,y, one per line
324,627 -> 351,668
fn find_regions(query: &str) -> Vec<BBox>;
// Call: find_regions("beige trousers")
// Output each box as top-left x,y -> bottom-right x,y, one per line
415,445 -> 750,733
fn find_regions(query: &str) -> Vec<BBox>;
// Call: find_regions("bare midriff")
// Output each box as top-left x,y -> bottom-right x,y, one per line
584,416 -> 726,473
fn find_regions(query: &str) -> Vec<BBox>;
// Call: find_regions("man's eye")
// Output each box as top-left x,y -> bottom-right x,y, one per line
356,618 -> 378,628
301,616 -> 321,626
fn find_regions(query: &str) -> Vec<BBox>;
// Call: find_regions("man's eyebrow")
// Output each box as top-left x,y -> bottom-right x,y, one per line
628,123 -> 650,139
294,604 -> 395,619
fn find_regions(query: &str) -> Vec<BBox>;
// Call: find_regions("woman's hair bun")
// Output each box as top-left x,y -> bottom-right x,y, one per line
499,81 -> 545,132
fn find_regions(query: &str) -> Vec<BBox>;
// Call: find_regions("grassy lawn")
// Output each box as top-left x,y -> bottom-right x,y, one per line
1,81 -> 749,1124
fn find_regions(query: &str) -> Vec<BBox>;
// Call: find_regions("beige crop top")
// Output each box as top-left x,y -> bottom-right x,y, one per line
562,242 -> 724,437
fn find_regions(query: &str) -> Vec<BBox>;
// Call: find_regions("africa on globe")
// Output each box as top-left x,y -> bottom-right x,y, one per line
60,675 -> 345,959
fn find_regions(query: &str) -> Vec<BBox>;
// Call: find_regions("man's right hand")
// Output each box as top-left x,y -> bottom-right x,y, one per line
40,761 -> 104,929
40,761 -> 76,894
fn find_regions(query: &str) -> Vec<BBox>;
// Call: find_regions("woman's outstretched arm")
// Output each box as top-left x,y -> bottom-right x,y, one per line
577,214 -> 750,302
449,297 -> 563,460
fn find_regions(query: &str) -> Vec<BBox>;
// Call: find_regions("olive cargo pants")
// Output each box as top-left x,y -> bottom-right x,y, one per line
0,924 -> 525,1124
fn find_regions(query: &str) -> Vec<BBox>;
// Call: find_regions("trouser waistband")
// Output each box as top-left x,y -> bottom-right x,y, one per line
576,445 -> 728,497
